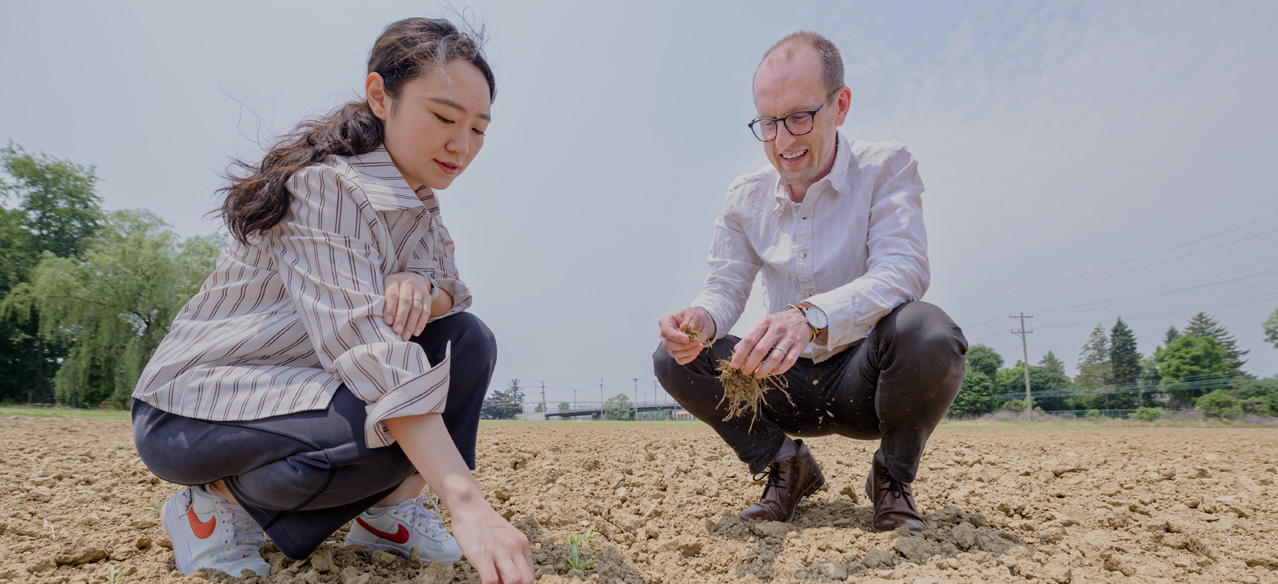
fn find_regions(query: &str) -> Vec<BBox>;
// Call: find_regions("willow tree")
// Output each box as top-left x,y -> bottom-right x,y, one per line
4,210 -> 222,407
1,142 -> 103,402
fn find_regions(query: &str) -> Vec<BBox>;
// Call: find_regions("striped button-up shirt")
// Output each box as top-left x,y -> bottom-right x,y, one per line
133,146 -> 472,448
691,134 -> 929,363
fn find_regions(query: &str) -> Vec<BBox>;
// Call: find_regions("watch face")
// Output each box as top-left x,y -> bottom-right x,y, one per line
806,305 -> 829,330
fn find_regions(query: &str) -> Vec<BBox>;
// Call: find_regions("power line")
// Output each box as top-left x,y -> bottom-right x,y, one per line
952,223 -> 1278,317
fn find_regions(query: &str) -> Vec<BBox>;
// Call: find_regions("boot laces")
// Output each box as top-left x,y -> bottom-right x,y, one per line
753,465 -> 786,498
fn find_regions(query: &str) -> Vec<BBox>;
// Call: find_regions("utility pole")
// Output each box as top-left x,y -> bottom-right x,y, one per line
573,389 -> 577,410
633,377 -> 639,421
540,381 -> 546,417
652,380 -> 658,404
599,378 -> 604,420
1010,313 -> 1034,414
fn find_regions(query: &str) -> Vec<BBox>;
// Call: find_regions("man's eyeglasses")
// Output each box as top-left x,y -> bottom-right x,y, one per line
748,88 -> 842,142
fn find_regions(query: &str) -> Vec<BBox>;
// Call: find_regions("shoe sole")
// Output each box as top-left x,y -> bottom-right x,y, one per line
161,489 -> 197,576
343,535 -> 462,564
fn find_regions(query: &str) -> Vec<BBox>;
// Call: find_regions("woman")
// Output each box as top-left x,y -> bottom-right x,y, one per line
131,18 -> 533,584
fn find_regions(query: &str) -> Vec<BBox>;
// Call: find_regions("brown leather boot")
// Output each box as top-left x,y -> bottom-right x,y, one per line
738,439 -> 826,522
864,449 -> 925,533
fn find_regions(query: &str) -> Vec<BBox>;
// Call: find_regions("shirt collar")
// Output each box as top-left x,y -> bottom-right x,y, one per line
772,132 -> 852,204
346,146 -> 435,213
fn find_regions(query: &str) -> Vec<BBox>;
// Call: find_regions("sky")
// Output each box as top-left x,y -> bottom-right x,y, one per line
3,0 -> 1276,408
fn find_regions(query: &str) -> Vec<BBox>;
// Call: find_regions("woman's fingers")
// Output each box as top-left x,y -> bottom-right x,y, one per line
394,281 -> 416,337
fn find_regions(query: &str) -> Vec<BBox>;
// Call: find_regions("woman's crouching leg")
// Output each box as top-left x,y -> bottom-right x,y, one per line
132,388 -> 416,559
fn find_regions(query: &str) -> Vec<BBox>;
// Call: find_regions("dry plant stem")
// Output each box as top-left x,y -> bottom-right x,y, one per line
714,359 -> 793,432
680,324 -> 706,346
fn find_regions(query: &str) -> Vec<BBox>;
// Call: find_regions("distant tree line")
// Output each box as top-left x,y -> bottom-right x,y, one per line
950,311 -> 1278,420
0,143 -> 223,407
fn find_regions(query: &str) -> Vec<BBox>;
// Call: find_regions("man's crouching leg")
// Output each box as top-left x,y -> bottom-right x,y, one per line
653,339 -> 825,522
857,301 -> 967,532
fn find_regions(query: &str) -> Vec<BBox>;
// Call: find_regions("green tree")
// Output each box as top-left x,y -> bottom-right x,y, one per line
1074,324 -> 1112,410
0,143 -> 104,403
1235,377 -> 1278,416
1264,308 -> 1278,349
558,401 -> 571,411
0,142 -> 103,258
949,369 -> 995,417
602,393 -> 633,421
1108,317 -> 1140,409
3,210 -> 221,407
482,379 -> 524,419
1163,326 -> 1180,346
1184,312 -> 1248,379
1195,389 -> 1241,419
1138,356 -> 1163,407
1153,334 -> 1227,407
999,361 -> 1069,411
966,344 -> 1004,379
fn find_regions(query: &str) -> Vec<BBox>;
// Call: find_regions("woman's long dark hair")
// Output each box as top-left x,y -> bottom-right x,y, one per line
219,18 -> 496,245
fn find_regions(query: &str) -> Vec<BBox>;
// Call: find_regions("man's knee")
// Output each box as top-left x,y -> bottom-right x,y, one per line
653,344 -> 696,400
891,302 -> 968,358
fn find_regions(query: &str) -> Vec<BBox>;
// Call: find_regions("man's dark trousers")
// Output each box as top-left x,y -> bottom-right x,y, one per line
653,301 -> 967,484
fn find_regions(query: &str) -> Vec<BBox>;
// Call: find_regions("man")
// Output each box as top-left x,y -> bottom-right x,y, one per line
654,31 -> 967,532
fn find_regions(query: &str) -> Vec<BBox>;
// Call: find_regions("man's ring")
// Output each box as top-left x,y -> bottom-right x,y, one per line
412,298 -> 424,305
770,347 -> 787,358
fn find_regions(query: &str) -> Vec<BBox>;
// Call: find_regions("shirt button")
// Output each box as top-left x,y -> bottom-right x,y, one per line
802,216 -> 807,220
801,252 -> 808,258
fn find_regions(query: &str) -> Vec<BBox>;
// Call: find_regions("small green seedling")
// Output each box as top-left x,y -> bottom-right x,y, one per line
145,500 -> 164,517
556,527 -> 597,571
105,565 -> 123,583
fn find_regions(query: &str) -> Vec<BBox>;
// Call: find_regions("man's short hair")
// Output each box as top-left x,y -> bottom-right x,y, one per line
760,31 -> 845,94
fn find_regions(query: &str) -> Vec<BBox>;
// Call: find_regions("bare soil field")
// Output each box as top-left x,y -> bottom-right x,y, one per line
2,417 -> 1277,584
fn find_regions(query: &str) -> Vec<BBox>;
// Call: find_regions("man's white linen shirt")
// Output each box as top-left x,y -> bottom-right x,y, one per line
691,133 -> 929,363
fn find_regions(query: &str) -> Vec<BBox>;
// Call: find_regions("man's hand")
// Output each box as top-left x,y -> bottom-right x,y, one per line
658,307 -> 717,365
384,271 -> 434,341
731,308 -> 811,379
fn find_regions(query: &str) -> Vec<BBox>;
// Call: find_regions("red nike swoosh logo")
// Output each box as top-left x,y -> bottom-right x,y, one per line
356,517 -> 410,544
187,507 -> 216,539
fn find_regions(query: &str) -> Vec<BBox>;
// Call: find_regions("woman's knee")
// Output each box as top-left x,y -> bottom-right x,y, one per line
449,312 -> 498,365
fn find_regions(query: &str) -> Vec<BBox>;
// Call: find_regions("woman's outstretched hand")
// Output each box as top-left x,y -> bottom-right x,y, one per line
384,414 -> 534,583
383,271 -> 434,340
449,503 -> 535,584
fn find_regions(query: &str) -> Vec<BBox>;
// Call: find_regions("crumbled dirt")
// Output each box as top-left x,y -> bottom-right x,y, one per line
2,416 -> 1277,583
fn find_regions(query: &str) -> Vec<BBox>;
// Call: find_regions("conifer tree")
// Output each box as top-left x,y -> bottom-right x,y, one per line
1164,326 -> 1180,346
1074,325 -> 1112,410
1109,317 -> 1140,409
1184,312 -> 1248,378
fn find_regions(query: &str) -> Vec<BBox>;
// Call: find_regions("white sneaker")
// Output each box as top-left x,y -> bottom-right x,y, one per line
161,486 -> 271,578
344,494 -> 463,563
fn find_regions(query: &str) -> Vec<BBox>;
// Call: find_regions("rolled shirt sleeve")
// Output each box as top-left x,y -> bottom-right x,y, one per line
271,164 -> 451,448
807,146 -> 930,349
406,209 -> 472,320
691,179 -> 764,340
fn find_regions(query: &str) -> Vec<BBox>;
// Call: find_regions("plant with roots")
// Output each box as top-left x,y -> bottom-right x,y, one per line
554,527 -> 597,572
715,359 -> 793,431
